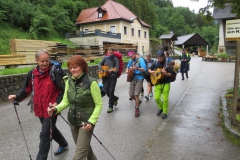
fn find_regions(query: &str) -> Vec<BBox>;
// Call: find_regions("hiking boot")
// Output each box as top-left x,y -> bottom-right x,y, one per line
54,145 -> 68,155
162,113 -> 168,119
107,108 -> 113,113
157,110 -> 163,116
135,108 -> 140,118
145,95 -> 149,101
114,97 -> 119,106
149,92 -> 153,97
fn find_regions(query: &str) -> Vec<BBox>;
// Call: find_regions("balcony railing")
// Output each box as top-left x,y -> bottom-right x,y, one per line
65,29 -> 121,39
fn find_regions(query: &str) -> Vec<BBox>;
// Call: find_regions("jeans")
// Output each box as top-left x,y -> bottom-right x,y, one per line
36,116 -> 68,160
102,76 -> 118,108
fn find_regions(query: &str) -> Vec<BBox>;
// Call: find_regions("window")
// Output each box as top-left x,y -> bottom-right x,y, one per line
124,26 -> 127,35
144,31 -> 147,38
110,26 -> 116,33
99,13 -> 102,18
132,28 -> 134,36
142,46 -> 144,52
138,30 -> 141,37
85,29 -> 89,34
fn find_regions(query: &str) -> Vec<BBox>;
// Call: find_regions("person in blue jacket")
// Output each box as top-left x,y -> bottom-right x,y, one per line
125,51 -> 147,118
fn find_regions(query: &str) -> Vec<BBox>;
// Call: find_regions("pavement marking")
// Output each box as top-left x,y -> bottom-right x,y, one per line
157,121 -> 167,132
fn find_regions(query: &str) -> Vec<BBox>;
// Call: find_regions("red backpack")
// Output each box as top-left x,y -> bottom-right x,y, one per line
105,51 -> 124,78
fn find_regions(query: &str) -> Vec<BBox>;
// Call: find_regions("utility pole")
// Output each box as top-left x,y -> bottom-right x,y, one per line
232,40 -> 240,125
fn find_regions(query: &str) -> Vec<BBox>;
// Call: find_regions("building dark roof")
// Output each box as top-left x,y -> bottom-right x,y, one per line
75,0 -> 151,28
212,3 -> 236,20
175,33 -> 208,46
159,34 -> 178,41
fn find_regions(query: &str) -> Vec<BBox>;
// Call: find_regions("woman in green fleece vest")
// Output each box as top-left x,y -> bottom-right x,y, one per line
48,55 -> 103,160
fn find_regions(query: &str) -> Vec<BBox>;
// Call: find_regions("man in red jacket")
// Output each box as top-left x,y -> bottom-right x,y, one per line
8,49 -> 68,160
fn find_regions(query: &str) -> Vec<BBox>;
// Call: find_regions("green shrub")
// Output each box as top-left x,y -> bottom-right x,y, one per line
217,52 -> 228,59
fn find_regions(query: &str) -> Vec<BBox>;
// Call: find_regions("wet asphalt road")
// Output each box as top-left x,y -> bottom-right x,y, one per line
1,55 -> 240,160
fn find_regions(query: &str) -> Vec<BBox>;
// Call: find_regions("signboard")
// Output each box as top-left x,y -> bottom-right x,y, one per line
226,19 -> 240,41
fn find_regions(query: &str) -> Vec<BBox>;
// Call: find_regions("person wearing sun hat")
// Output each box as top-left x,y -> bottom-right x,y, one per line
148,50 -> 175,119
125,51 -> 147,118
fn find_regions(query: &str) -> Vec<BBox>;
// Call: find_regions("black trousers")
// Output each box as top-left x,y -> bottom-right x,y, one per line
103,76 -> 118,108
36,116 -> 68,160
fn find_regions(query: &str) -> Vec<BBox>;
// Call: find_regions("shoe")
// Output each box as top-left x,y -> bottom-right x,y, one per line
140,100 -> 142,104
140,92 -> 144,96
114,97 -> 119,106
181,78 -> 184,80
129,97 -> 133,100
162,113 -> 168,119
135,108 -> 140,118
186,75 -> 188,79
54,145 -> 68,155
145,95 -> 149,101
157,110 -> 163,116
149,92 -> 153,97
107,108 -> 113,113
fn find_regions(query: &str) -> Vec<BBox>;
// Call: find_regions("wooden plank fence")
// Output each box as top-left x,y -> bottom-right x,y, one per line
0,54 -> 26,66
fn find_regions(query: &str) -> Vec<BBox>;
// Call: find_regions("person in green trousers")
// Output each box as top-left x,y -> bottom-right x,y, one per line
148,50 -> 175,119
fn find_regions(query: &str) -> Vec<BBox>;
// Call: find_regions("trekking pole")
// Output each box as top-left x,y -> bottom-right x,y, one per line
59,115 -> 116,160
13,101 -> 32,160
50,116 -> 53,160
49,105 -> 54,160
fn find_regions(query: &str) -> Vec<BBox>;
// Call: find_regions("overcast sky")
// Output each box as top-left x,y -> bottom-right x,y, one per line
171,0 -> 213,13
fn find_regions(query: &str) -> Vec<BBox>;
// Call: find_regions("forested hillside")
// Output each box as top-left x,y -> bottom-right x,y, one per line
0,0 -> 218,54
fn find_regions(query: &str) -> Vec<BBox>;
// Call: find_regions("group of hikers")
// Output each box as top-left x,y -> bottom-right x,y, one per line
7,47 -> 190,160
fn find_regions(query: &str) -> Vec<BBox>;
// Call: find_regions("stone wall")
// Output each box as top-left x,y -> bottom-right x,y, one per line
0,63 -> 128,103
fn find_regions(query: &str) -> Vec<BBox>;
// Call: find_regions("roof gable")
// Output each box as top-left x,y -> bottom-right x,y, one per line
159,33 -> 178,41
75,0 -> 151,28
175,33 -> 208,46
213,3 -> 236,20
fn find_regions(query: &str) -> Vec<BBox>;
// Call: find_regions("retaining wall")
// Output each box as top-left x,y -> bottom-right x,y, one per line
0,63 -> 128,103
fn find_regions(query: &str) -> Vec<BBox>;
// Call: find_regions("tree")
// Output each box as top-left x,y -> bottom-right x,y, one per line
192,0 -> 240,20
200,26 -> 218,49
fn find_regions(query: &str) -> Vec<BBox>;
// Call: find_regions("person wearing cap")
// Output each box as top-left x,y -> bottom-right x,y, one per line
125,51 -> 147,118
179,49 -> 191,80
129,52 -> 145,100
148,50 -> 175,119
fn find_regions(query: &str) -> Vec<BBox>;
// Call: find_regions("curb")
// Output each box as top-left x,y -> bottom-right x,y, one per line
221,92 -> 240,138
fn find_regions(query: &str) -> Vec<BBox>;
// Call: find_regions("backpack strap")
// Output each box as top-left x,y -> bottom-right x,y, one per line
27,68 -> 36,113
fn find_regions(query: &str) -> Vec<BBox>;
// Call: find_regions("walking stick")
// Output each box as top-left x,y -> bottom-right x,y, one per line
13,101 -> 32,160
59,114 -> 116,160
50,116 -> 53,160
49,105 -> 54,160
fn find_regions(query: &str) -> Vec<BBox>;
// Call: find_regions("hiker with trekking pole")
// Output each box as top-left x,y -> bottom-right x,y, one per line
8,49 -> 68,160
48,55 -> 104,160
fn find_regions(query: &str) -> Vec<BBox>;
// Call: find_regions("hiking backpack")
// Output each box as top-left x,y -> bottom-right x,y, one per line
105,51 -> 124,78
168,70 -> 177,82
138,57 -> 149,79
